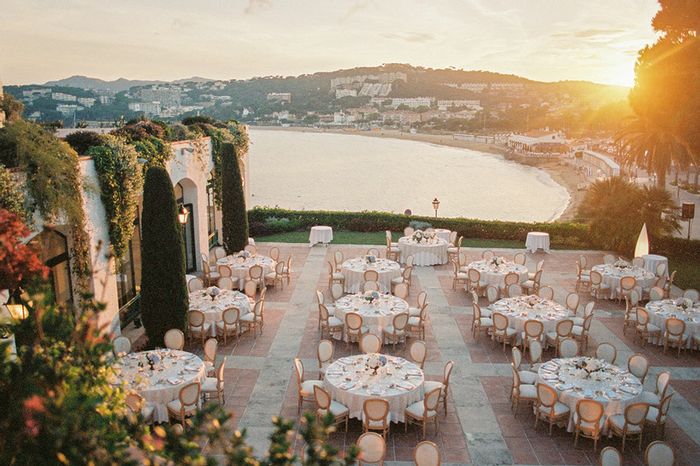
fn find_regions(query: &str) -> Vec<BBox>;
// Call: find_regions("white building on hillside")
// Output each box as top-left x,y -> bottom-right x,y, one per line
507,129 -> 568,153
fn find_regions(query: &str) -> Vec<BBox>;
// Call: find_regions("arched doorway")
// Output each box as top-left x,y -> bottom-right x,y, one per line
28,229 -> 73,307
175,180 -> 197,273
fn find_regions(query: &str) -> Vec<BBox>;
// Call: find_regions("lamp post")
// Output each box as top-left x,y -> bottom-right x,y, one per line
432,198 -> 440,218
5,303 -> 28,320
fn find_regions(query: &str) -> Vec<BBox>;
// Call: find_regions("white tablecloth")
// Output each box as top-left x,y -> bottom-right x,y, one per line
642,254 -> 668,277
398,237 -> 449,266
646,299 -> 700,347
189,289 -> 253,336
309,226 -> 333,246
113,350 -> 206,423
217,254 -> 276,289
538,357 -> 643,433
467,259 -> 528,287
490,295 -> 570,344
433,229 -> 452,243
323,354 -> 424,423
333,294 -> 409,340
525,232 -> 550,253
591,264 -> 656,299
341,258 -> 401,293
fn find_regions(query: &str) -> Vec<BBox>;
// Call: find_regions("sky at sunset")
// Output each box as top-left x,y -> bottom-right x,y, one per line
0,0 -> 660,87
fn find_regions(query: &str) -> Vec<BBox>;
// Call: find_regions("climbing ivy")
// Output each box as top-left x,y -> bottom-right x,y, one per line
87,135 -> 143,259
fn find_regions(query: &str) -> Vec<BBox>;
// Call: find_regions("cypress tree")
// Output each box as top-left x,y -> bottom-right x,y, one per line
221,142 -> 249,253
139,166 -> 188,346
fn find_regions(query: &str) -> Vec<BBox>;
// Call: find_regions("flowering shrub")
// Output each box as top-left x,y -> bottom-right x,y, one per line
0,209 -> 48,291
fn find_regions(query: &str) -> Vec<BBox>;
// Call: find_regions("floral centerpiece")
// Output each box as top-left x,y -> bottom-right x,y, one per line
674,298 -> 694,311
363,290 -> 380,304
613,259 -> 630,269
237,250 -> 251,259
571,357 -> 610,381
366,353 -> 387,376
207,286 -> 221,301
411,230 -> 437,244
515,295 -> 541,308
490,256 -> 505,269
146,352 -> 160,371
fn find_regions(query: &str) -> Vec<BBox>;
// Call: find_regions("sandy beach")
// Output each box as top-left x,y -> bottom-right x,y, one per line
252,126 -> 584,222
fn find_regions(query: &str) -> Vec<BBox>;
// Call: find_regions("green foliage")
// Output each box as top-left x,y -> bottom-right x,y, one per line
0,120 -> 91,286
221,143 -> 249,254
249,207 -> 592,249
0,164 -> 26,219
182,118 -> 249,206
64,130 -> 108,155
87,136 -> 143,259
577,177 -> 679,254
113,120 -> 172,166
140,166 -> 188,346
0,93 -> 24,122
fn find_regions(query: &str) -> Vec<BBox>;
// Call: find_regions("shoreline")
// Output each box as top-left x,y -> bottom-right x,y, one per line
250,126 -> 583,222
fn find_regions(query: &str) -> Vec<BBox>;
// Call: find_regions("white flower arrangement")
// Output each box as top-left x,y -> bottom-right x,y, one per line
363,290 -> 380,304
366,353 -> 387,375
613,259 -> 630,268
411,230 -> 437,244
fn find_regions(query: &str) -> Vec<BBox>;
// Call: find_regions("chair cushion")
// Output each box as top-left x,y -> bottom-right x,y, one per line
608,414 -> 642,432
216,320 -> 239,331
572,326 -> 583,336
332,272 -> 344,280
637,323 -> 661,333
391,277 -> 404,285
240,313 -> 258,323
478,318 -> 493,327
202,377 -> 220,392
408,316 -> 421,327
383,325 -> 405,336
265,272 -> 277,280
664,332 -> 685,342
646,406 -> 664,423
409,307 -> 421,316
405,401 -> 436,419
190,323 -> 212,334
538,401 -> 570,417
456,272 -> 468,279
573,411 -> 605,430
519,370 -> 537,385
167,399 -> 198,415
300,380 -> 323,396
447,247 -> 459,253
423,381 -> 444,393
572,317 -> 584,326
319,400 -> 349,417
639,391 -> 660,405
363,414 -> 391,428
545,331 -> 558,342
327,316 -> 343,327
517,384 -> 537,399
496,327 -> 517,337
521,280 -> 535,289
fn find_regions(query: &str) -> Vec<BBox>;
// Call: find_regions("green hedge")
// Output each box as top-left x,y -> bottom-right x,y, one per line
652,236 -> 700,263
248,207 -> 593,249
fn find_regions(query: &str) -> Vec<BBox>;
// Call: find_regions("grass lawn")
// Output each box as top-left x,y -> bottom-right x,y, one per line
668,257 -> 700,290
257,230 -> 522,249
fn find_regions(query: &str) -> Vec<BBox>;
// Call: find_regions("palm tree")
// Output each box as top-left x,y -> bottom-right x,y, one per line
616,114 -> 691,188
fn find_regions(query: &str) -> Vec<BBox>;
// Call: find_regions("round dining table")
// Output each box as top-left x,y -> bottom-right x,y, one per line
189,288 -> 253,336
113,349 -> 206,423
645,299 -> 700,347
642,254 -> 668,277
398,236 -> 449,266
591,263 -> 656,299
537,357 -> 643,433
467,258 -> 528,287
333,293 -> 409,340
341,257 -> 401,293
217,253 -> 276,288
490,295 -> 571,344
323,354 -> 424,423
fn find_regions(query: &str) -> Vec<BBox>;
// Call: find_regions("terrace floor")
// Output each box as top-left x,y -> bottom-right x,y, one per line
184,243 -> 700,465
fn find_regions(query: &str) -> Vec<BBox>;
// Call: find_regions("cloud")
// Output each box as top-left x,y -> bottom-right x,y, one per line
573,28 -> 627,38
380,32 -> 435,43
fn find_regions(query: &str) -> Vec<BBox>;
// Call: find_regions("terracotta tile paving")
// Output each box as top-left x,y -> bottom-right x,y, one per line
183,243 -> 700,464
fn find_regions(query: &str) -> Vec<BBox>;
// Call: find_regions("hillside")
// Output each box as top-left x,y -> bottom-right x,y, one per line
43,75 -> 214,92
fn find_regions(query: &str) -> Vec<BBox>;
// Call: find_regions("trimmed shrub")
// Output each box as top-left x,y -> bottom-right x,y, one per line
248,207 -> 593,249
64,130 -> 107,155
221,143 -> 249,253
140,166 -> 188,347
